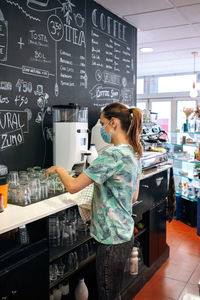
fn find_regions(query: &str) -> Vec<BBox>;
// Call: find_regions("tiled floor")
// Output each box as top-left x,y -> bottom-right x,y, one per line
134,220 -> 200,300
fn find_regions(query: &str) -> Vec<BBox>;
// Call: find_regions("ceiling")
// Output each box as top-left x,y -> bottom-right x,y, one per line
94,0 -> 200,77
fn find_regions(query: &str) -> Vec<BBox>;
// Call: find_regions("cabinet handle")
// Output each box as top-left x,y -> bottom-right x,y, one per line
11,290 -> 18,295
141,184 -> 149,188
132,214 -> 137,217
157,209 -> 163,213
156,177 -> 163,186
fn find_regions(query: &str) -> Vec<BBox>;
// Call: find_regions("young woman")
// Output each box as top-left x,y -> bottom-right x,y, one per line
46,102 -> 143,300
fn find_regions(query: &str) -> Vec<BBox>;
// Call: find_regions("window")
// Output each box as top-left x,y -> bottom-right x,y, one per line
137,78 -> 144,94
158,74 -> 199,93
151,101 -> 171,132
136,101 -> 147,110
177,100 -> 196,131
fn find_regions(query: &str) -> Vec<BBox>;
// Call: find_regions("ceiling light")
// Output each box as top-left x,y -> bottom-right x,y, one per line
140,47 -> 154,53
190,51 -> 198,98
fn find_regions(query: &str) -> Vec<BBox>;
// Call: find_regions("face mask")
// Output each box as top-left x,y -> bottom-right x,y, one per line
100,121 -> 112,144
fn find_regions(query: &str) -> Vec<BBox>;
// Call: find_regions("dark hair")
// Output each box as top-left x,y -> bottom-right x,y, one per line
102,102 -> 143,159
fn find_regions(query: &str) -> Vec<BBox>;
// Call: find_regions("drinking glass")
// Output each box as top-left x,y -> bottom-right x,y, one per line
62,220 -> 73,245
49,264 -> 58,282
57,259 -> 65,277
29,176 -> 41,202
19,171 -> 29,181
48,175 -> 56,196
8,182 -> 18,204
40,179 -> 48,200
49,216 -> 60,247
8,171 -> 19,185
17,181 -> 31,205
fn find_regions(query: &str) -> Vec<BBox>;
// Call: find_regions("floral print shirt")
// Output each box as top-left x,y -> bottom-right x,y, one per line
84,143 -> 141,244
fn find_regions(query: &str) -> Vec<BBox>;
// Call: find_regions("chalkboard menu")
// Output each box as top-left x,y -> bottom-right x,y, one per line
0,0 -> 137,170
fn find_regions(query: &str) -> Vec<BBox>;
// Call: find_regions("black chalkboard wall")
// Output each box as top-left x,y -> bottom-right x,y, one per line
0,0 -> 137,170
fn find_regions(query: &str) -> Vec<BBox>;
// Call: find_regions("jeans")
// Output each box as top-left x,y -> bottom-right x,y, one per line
95,235 -> 134,300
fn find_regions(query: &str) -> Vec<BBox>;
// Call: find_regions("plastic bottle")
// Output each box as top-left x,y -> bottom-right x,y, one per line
74,278 -> 89,300
130,247 -> 138,275
53,288 -> 62,300
59,281 -> 69,299
87,144 -> 98,165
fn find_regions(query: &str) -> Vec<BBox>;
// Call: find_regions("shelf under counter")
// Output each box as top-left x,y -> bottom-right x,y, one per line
49,253 -> 96,289
0,193 -> 78,235
49,231 -> 92,263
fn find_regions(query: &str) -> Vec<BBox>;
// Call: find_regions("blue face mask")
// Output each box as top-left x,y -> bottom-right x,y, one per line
100,121 -> 112,144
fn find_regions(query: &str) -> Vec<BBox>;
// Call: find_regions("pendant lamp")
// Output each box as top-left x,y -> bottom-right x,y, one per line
190,51 -> 198,98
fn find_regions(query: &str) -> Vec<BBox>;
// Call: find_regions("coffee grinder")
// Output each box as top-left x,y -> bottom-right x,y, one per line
52,104 -> 89,172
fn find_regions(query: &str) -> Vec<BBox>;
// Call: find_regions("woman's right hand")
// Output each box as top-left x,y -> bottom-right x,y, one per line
45,166 -> 58,178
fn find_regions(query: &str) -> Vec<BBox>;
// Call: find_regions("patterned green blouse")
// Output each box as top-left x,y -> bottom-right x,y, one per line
84,143 -> 141,244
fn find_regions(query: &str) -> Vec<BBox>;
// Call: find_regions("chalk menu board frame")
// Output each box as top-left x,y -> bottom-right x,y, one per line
0,0 -> 137,171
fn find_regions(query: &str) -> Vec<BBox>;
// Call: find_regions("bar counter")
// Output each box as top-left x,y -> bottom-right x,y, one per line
0,164 -> 172,235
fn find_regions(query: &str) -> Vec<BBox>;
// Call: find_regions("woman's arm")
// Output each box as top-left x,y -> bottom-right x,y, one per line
132,180 -> 140,203
45,166 -> 93,194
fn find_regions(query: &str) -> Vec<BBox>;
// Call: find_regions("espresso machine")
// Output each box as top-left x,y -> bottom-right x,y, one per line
52,104 -> 89,172
140,112 -> 168,169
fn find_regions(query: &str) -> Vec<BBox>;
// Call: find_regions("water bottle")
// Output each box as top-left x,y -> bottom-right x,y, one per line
87,144 -> 98,165
74,278 -> 88,300
130,247 -> 138,275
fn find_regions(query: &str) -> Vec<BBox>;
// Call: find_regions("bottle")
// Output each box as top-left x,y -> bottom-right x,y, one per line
130,247 -> 138,275
87,144 -> 98,165
74,278 -> 89,300
59,281 -> 69,299
53,288 -> 62,300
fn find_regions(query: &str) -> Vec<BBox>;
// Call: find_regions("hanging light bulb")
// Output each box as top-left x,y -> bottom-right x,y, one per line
190,51 -> 198,98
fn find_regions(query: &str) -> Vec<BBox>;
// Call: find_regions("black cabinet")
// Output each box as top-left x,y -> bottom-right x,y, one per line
0,219 -> 49,300
0,250 -> 49,300
149,200 -> 167,266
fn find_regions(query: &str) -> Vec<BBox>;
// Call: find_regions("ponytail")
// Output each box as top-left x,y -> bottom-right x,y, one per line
102,102 -> 143,159
128,108 -> 143,159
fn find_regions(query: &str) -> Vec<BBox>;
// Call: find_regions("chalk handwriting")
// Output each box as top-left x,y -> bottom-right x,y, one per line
15,95 -> 29,107
0,81 -> 12,91
47,15 -> 64,42
0,128 -> 24,151
0,95 -> 9,104
22,66 -> 49,78
6,0 -> 41,22
16,79 -> 32,93
0,14 -> 8,61
92,9 -> 127,42
0,110 -> 28,133
89,85 -> 120,101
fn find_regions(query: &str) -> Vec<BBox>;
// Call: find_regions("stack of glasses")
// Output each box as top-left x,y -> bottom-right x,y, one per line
49,207 -> 89,249
8,166 -> 69,206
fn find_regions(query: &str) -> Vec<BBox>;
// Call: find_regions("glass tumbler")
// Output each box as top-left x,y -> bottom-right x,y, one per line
8,182 -> 18,204
29,176 -> 41,203
40,179 -> 48,200
17,181 -> 31,206
49,216 -> 60,248
8,171 -> 19,185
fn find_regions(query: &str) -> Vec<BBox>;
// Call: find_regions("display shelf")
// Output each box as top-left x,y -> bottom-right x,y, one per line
176,192 -> 198,202
169,131 -> 200,135
168,156 -> 200,164
49,231 -> 91,263
49,254 -> 96,289
166,142 -> 197,148
172,167 -> 200,182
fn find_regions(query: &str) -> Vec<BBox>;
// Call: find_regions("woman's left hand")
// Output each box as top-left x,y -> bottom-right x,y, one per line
45,166 -> 58,178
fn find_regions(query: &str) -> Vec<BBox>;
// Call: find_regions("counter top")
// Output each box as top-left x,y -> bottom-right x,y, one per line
0,193 -> 78,234
0,163 -> 172,235
141,163 -> 172,180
